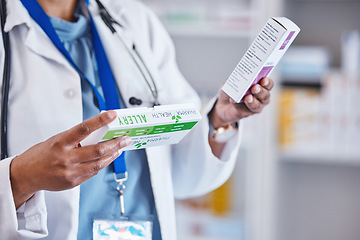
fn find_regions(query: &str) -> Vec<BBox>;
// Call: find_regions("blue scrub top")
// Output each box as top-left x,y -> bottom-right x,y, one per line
49,11 -> 162,240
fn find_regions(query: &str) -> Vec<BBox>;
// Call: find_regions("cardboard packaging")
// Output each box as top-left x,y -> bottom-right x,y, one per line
81,104 -> 202,150
222,17 -> 300,103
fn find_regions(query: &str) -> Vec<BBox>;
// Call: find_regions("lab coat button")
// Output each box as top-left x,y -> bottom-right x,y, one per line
64,89 -> 77,99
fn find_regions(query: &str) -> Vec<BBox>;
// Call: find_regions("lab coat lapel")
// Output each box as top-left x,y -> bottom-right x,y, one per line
25,24 -> 74,68
145,146 -> 177,240
5,0 -> 75,69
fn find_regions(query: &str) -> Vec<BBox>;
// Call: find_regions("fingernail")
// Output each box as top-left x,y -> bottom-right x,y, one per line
263,78 -> 269,86
247,95 -> 253,103
107,110 -> 117,118
253,86 -> 261,94
122,136 -> 132,146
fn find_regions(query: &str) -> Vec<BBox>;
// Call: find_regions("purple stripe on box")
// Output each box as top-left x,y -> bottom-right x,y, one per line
280,31 -> 295,50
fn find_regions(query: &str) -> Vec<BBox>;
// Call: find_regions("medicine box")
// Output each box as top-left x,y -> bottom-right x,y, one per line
222,17 -> 300,103
81,104 -> 202,150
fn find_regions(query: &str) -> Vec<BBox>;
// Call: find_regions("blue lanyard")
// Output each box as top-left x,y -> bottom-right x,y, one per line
20,0 -> 126,176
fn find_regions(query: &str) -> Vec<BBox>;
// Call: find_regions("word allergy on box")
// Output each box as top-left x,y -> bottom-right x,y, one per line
222,17 -> 300,103
81,104 -> 202,150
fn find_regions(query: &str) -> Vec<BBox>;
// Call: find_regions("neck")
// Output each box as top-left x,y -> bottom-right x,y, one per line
37,0 -> 79,22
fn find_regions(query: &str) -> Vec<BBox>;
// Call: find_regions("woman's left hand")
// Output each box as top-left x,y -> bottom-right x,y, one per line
210,77 -> 274,128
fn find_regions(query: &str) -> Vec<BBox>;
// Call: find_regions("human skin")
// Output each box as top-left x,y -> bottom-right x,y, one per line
209,77 -> 274,157
11,111 -> 131,209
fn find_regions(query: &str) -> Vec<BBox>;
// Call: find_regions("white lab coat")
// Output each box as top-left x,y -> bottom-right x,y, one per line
0,0 -> 242,239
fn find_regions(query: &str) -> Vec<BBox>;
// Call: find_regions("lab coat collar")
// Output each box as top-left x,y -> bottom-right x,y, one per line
4,0 -> 130,66
4,0 -> 76,69
4,0 -> 33,32
4,0 -> 128,30
5,0 -> 88,73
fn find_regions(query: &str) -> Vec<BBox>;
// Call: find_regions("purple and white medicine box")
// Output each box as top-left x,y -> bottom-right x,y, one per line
222,17 -> 300,103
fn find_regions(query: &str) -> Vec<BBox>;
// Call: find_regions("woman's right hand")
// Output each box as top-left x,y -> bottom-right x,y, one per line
10,110 -> 131,209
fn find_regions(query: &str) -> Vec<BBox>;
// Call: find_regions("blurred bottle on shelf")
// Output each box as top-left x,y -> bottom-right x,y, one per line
177,177 -> 233,216
208,177 -> 233,216
278,87 -> 322,152
278,41 -> 360,162
142,0 -> 253,33
277,46 -> 330,157
341,31 -> 360,77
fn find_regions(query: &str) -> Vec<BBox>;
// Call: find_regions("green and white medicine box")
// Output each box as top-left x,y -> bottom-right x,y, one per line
81,104 -> 202,150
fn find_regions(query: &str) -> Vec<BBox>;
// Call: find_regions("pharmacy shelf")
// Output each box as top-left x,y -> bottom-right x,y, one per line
280,149 -> 360,166
161,12 -> 256,38
148,5 -> 258,38
166,26 -> 254,38
176,204 -> 245,240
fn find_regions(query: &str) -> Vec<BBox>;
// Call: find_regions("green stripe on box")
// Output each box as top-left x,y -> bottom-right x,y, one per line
102,121 -> 198,140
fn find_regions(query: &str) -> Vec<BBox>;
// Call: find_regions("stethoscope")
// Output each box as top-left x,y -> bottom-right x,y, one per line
0,0 -> 159,159
94,0 -> 159,106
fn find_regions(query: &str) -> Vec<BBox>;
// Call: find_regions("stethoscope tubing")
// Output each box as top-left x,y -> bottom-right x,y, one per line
112,33 -> 159,105
95,0 -> 159,106
1,0 -> 10,159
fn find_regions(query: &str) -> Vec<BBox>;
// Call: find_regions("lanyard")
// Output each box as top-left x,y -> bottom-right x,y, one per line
19,0 -> 127,178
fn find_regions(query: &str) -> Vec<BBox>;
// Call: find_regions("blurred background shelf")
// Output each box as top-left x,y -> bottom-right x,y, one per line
280,151 -> 360,166
140,0 -> 360,239
176,201 -> 245,240
164,27 -> 253,38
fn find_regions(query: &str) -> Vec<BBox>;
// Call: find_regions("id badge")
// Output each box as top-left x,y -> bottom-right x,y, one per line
93,216 -> 153,240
